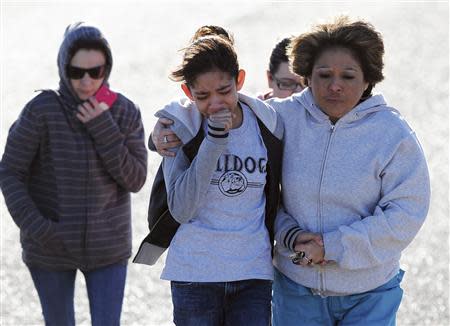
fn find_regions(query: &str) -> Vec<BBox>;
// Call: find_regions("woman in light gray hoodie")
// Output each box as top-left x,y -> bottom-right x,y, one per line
271,16 -> 430,326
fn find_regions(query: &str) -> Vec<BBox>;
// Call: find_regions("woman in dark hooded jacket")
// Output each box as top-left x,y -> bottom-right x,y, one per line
0,22 -> 147,325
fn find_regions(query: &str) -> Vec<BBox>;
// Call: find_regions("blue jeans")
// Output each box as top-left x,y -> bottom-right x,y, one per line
272,268 -> 404,326
28,263 -> 127,326
171,279 -> 272,326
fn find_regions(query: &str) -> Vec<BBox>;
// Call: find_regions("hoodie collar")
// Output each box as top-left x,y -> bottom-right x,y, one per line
155,92 -> 282,143
295,88 -> 393,124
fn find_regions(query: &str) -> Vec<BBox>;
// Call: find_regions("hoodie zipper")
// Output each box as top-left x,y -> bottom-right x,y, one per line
316,123 -> 336,295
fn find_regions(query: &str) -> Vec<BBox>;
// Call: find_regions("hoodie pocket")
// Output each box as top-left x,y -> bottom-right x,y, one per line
21,225 -> 69,256
105,213 -> 131,239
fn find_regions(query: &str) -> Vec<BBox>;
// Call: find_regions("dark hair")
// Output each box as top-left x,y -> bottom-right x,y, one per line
190,25 -> 234,45
268,37 -> 291,74
67,38 -> 111,69
289,16 -> 384,98
170,35 -> 239,86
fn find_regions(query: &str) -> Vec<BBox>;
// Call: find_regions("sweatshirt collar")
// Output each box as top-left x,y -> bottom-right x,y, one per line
155,92 -> 281,143
295,88 -> 393,124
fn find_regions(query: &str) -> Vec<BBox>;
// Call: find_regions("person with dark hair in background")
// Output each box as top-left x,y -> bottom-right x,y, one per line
134,28 -> 283,325
259,37 -> 304,100
271,16 -> 430,325
0,22 -> 147,325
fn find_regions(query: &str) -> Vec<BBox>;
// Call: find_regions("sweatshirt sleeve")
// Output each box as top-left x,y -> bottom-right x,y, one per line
163,133 -> 227,224
0,105 -> 59,245
274,205 -> 304,252
323,133 -> 431,270
84,102 -> 147,193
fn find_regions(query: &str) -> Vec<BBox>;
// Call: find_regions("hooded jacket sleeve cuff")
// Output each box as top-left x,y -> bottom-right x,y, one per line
284,227 -> 304,251
206,119 -> 229,145
323,229 -> 344,262
206,132 -> 229,145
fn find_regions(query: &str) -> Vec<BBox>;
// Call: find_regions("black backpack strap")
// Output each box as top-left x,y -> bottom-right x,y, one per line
256,118 -> 283,252
141,127 -> 205,248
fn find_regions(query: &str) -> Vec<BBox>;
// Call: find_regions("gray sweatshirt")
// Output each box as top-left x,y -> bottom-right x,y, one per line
271,88 -> 430,295
153,93 -> 283,281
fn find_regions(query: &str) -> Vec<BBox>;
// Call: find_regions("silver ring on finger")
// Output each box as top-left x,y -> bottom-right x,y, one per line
163,135 -> 168,143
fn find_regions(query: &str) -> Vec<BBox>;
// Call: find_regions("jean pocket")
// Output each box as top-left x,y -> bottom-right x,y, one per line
171,281 -> 221,314
171,281 -> 196,287
105,214 -> 131,238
